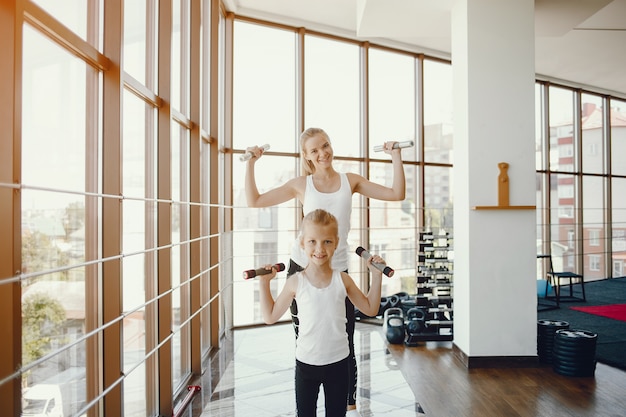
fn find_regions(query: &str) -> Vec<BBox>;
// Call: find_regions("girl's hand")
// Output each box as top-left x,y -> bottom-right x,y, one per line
258,264 -> 278,282
366,255 -> 385,277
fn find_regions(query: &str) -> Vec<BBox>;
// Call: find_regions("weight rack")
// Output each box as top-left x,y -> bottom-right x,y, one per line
409,230 -> 454,343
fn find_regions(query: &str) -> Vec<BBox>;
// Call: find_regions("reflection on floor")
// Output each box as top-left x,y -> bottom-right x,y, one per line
199,322 -> 426,416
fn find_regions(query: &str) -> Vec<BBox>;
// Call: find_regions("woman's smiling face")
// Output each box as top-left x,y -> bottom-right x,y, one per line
303,134 -> 334,169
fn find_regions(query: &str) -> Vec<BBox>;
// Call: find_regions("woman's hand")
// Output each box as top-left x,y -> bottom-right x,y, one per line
245,145 -> 267,162
382,141 -> 400,155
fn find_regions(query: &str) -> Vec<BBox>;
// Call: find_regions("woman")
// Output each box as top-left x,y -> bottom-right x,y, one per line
245,127 -> 405,416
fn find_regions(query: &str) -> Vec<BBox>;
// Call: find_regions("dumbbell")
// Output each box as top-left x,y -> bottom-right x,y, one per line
242,263 -> 285,279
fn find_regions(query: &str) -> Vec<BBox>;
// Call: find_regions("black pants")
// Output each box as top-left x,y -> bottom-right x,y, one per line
288,260 -> 358,407
295,356 -> 350,417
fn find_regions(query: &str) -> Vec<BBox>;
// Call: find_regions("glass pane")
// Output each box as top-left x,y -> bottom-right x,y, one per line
424,166 -> 453,231
124,363 -> 147,416
122,78 -> 157,417
232,154 -> 297,326
549,86 -> 574,172
201,140 -> 212,352
124,0 -> 147,85
550,173 -> 577,272
610,98 -> 626,176
21,24 -> 88,414
582,176 -> 605,281
232,21 -> 296,153
22,27 -> 86,193
581,93 -> 604,174
369,48 -> 416,161
612,178 -> 626,278
536,172 -> 546,254
22,361 -> 87,417
332,160 -> 362,277
172,121 -> 190,386
171,0 -> 190,114
424,59 -> 453,165
305,35 -> 360,157
368,162 -> 417,298
535,83 -> 545,171
32,0 -> 89,42
201,6 -> 213,131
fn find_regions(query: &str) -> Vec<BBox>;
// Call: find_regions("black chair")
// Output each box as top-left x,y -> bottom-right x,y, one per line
544,254 -> 586,304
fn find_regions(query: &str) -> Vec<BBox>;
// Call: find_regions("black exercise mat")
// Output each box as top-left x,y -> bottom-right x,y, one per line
538,277 -> 626,372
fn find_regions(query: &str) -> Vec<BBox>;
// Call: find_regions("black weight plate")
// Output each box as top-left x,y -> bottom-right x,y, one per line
538,320 -> 570,329
552,348 -> 596,360
553,340 -> 598,351
554,329 -> 598,340
552,359 -> 597,371
552,344 -> 597,356
552,354 -> 596,366
552,362 -> 596,372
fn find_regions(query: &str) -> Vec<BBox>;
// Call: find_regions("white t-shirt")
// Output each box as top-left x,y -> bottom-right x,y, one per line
294,270 -> 349,365
291,173 -> 352,270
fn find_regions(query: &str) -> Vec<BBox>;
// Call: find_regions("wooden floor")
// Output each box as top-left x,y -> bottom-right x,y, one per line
385,336 -> 626,417
190,322 -> 626,417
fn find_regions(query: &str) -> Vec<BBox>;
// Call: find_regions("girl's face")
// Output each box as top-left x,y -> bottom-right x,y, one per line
303,134 -> 334,169
300,222 -> 338,266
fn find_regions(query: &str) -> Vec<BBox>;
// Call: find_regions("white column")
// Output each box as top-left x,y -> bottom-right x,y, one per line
452,0 -> 537,361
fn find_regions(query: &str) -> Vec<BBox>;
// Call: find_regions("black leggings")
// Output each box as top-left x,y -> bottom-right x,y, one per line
288,260 -> 358,407
295,356 -> 350,417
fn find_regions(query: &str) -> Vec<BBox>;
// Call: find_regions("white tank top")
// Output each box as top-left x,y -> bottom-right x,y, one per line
290,173 -> 352,270
294,270 -> 349,365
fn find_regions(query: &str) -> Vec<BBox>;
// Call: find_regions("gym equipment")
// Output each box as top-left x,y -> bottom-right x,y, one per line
537,319 -> 569,364
377,296 -> 391,317
355,246 -> 394,277
240,144 -> 270,162
388,294 -> 401,309
242,263 -> 285,279
373,140 -> 414,152
404,308 -> 426,347
552,329 -> 597,377
414,229 -> 454,342
383,307 -> 405,344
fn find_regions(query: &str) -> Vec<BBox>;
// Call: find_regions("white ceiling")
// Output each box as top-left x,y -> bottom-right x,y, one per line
226,0 -> 626,97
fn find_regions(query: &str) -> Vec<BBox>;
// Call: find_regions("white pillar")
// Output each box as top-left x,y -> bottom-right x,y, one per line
452,0 -> 537,363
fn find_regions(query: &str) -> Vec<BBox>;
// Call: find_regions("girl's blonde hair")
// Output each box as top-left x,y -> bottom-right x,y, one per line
299,127 -> 330,176
301,208 -> 339,238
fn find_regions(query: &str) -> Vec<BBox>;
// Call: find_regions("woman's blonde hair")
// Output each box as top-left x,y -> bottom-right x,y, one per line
299,127 -> 330,176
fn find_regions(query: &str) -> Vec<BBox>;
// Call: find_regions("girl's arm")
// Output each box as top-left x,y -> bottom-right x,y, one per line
342,258 -> 384,317
350,143 -> 405,201
259,269 -> 298,324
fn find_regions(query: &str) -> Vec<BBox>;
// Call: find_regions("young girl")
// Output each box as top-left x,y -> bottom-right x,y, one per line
258,209 -> 385,417
246,127 -> 405,416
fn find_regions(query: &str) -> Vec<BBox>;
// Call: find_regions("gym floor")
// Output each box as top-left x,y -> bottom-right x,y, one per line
189,322 -> 626,416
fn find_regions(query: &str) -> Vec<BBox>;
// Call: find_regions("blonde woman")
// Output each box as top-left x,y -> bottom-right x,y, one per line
245,127 -> 405,416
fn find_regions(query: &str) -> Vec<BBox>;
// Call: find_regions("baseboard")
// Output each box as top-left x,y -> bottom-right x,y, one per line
453,343 -> 541,368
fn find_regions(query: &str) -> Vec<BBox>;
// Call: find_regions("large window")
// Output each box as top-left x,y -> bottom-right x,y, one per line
230,20 -> 453,325
537,82 -> 626,282
4,2 -> 217,417
304,35 -> 360,158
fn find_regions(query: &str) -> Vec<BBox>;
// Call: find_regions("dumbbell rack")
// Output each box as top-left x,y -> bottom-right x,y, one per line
410,230 -> 454,342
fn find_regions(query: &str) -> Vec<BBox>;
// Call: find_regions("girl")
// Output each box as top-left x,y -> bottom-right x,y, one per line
258,209 -> 385,417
